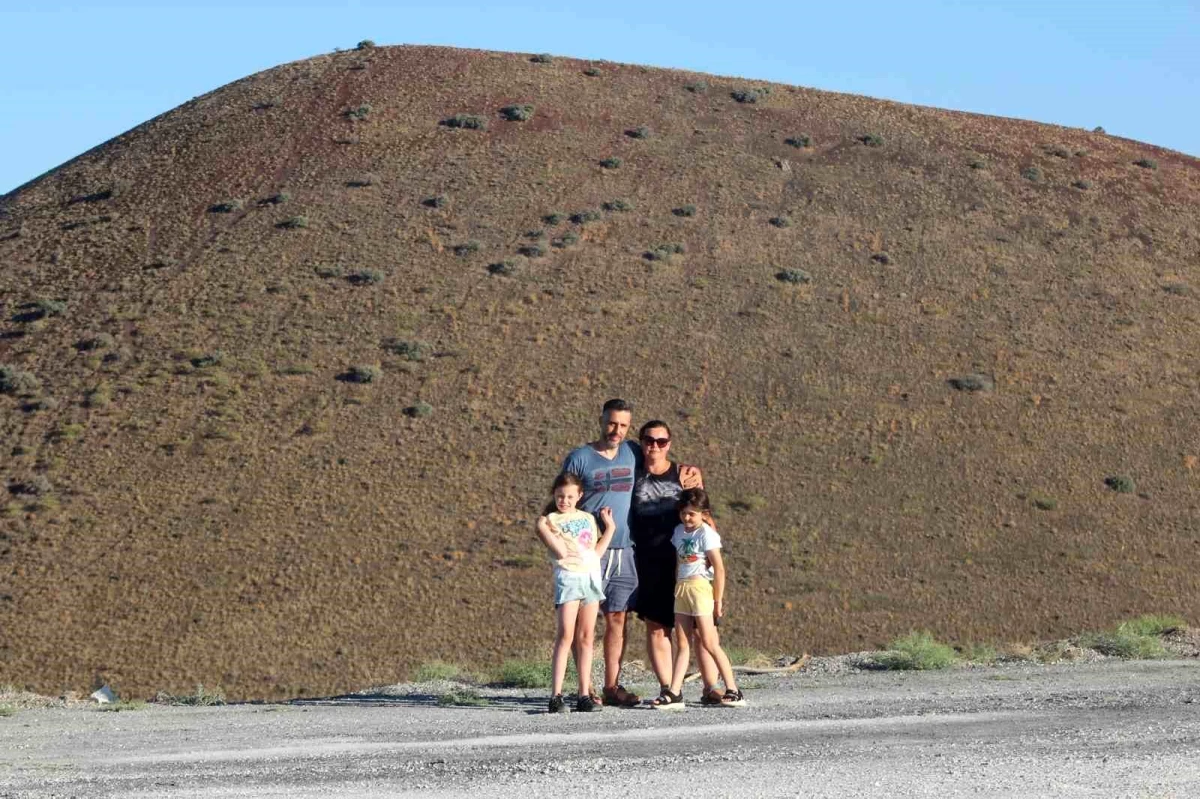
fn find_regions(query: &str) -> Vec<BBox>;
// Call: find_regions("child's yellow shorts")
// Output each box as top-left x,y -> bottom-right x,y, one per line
674,578 -> 715,616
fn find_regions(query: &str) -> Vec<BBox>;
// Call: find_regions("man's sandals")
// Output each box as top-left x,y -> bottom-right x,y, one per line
601,684 -> 641,708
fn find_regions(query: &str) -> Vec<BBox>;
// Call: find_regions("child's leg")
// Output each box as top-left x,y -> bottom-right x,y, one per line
573,601 -> 599,697
696,643 -> 722,692
668,614 -> 693,695
552,600 -> 580,696
692,614 -> 738,693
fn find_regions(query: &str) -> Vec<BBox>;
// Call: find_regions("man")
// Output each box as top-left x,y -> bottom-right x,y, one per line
562,399 -> 641,706
562,398 -> 701,707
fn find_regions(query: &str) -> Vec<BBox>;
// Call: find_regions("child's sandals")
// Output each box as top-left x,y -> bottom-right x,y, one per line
720,688 -> 747,707
650,688 -> 687,711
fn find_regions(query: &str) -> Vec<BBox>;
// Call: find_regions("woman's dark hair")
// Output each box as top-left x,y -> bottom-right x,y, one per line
638,419 -> 671,440
544,472 -> 585,515
676,487 -> 711,512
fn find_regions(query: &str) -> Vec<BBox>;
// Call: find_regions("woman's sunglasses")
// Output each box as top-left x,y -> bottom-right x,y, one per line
641,436 -> 671,448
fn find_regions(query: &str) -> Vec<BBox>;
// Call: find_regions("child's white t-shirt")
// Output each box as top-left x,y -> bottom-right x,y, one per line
671,522 -> 721,580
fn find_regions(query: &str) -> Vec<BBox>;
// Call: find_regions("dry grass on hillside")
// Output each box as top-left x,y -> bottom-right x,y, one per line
1,45 -> 1198,700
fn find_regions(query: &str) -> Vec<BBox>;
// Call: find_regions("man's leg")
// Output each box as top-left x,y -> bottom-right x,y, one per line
602,610 -> 627,690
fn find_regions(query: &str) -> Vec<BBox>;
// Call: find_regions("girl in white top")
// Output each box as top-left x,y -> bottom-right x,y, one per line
653,487 -> 744,709
535,471 -> 615,713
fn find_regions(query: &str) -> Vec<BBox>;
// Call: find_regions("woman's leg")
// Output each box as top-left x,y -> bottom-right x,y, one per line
573,601 -> 599,697
552,600 -> 580,697
692,614 -> 738,693
669,614 -> 693,695
645,620 -> 674,689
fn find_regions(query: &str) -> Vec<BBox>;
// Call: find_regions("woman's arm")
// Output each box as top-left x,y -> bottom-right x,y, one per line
593,507 -> 616,560
679,464 -> 704,489
707,548 -> 726,621
535,516 -> 568,560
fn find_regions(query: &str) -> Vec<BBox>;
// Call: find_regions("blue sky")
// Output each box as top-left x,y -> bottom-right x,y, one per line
2,1 -> 1197,194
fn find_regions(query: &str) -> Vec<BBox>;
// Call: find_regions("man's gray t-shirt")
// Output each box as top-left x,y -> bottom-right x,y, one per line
562,441 -> 640,550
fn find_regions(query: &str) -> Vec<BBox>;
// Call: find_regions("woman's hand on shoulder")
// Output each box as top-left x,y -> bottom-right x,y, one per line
679,464 -> 704,489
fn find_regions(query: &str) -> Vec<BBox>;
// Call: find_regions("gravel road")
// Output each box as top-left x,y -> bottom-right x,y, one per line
2,659 -> 1198,797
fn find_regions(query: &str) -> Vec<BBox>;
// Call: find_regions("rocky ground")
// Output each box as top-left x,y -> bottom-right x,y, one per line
2,651 -> 1198,797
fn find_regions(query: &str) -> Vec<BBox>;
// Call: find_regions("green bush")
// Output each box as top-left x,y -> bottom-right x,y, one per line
1105,475 -> 1135,494
382,339 -> 430,361
1133,158 -> 1158,170
644,243 -> 684,261
404,401 -> 434,418
672,204 -> 697,217
775,269 -> 811,284
583,67 -> 601,77
487,260 -> 517,276
344,365 -> 381,384
599,157 -> 622,169
1021,166 -> 1042,182
453,240 -> 481,257
858,134 -> 884,147
873,631 -> 957,670
262,191 -> 291,205
344,104 -> 372,121
500,104 -> 535,122
602,199 -> 634,212
208,199 -> 244,213
422,195 -> 448,209
530,53 -> 553,64
1079,616 -> 1182,659
442,114 -> 487,130
1031,494 -> 1058,511
356,39 -> 376,50
76,333 -> 115,351
347,269 -> 384,285
684,80 -> 708,93
543,212 -> 565,225
570,210 -> 602,224
494,659 -> 552,688
314,265 -> 344,279
769,216 -> 791,228
35,299 -> 67,318
731,87 -> 770,104
518,243 -> 546,258
784,135 -> 811,148
278,216 -> 308,229
437,689 -> 489,707
626,126 -> 651,139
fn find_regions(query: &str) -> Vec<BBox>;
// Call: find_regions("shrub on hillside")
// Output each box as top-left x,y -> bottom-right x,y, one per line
583,67 -> 601,77
346,174 -> 378,188
487,260 -> 517,276
769,216 -> 791,228
347,269 -> 385,285
34,299 -> 67,318
551,232 -> 579,249
518,243 -> 546,258
776,269 -> 812,284
1133,158 -> 1158,170
277,216 -> 308,229
858,134 -> 884,147
499,104 -> 535,122
543,212 -> 565,225
75,333 -> 115,351
453,240 -> 481,257
404,401 -> 434,418
602,199 -> 634,212
530,53 -> 553,64
342,365 -> 381,384
625,126 -> 651,139
672,204 -> 697,217
871,631 -> 957,670
0,366 -> 40,396
570,210 -> 602,224
422,195 -> 448,208
731,87 -> 770,104
442,114 -> 487,130
784,135 -> 812,148
644,243 -> 685,261
382,339 -> 431,361
1021,166 -> 1043,182
684,80 -> 708,93
356,39 -> 376,50
344,104 -> 372,121
208,199 -> 244,213
599,157 -> 622,169
1104,475 -> 1135,494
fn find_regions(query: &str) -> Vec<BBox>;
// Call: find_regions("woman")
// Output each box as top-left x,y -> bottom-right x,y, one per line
630,419 -> 723,705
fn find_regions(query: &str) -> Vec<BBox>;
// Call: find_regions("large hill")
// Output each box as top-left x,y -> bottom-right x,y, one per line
1,45 -> 1197,700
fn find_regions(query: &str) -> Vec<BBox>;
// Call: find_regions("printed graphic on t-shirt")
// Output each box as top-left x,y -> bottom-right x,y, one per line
589,467 -> 634,494
556,515 -> 594,550
678,536 -> 703,564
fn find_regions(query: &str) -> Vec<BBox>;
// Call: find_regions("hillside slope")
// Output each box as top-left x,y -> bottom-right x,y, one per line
1,45 -> 1198,699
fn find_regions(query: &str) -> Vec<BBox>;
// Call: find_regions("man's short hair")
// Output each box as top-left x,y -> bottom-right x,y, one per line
601,398 -> 633,415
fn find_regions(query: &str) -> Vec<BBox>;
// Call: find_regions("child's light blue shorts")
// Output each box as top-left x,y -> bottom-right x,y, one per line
553,569 -> 605,607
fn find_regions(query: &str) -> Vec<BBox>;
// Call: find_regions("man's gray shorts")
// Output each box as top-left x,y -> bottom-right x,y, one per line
599,548 -> 638,613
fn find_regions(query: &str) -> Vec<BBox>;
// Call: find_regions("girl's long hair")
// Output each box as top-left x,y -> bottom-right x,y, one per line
543,471 -> 585,516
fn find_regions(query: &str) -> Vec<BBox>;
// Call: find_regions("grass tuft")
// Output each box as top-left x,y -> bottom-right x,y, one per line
599,157 -> 622,169
499,104 -> 535,122
1079,616 -> 1182,660
436,689 -> 489,707
873,631 -> 957,670
153,685 -> 226,706
442,114 -> 488,131
784,135 -> 812,148
1104,475 -> 1135,494
413,661 -> 464,682
97,700 -> 147,712
493,659 -> 552,688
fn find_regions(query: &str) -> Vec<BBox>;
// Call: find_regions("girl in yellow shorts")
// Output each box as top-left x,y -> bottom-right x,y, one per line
652,487 -> 745,710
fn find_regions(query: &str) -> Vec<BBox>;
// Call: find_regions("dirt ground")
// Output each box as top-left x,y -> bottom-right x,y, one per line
2,658 -> 1198,797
